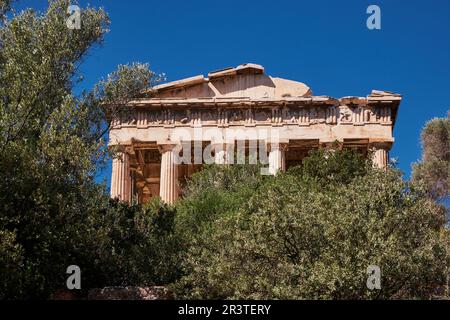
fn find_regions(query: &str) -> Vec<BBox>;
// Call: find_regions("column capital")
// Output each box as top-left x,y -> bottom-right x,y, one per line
211,140 -> 234,147
112,149 -> 128,161
368,138 -> 394,149
110,143 -> 132,154
267,141 -> 289,152
368,141 -> 392,151
157,142 -> 179,153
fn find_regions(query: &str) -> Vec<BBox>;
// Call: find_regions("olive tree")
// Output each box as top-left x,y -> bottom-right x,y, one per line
0,0 -> 162,298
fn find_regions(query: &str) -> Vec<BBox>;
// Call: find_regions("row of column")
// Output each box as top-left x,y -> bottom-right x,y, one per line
111,143 -> 389,204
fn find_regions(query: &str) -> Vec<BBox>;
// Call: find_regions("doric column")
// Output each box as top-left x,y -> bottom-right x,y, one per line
371,143 -> 390,169
159,144 -> 179,204
111,151 -> 132,202
268,143 -> 287,175
214,142 -> 234,165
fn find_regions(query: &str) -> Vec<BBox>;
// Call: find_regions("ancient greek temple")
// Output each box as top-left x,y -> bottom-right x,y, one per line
109,63 -> 401,204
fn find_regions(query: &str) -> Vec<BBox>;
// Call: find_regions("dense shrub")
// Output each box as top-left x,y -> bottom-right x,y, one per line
175,164 -> 267,243
80,198 -> 181,292
0,0 -> 166,299
173,149 -> 449,299
0,0 -> 447,300
0,230 -> 25,299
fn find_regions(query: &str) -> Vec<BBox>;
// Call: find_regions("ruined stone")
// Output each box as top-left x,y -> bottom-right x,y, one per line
109,63 -> 402,204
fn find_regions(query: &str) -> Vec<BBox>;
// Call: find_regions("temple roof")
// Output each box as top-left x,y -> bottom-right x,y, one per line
143,63 -> 401,105
136,63 -> 401,124
145,63 -> 313,99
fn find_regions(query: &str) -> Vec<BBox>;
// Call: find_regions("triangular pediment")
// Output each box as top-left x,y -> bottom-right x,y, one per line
149,63 -> 312,99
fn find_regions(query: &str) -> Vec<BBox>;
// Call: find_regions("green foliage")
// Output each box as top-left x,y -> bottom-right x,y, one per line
0,0 -> 12,21
289,146 -> 371,187
78,198 -> 181,292
0,1 -> 167,298
0,230 -> 24,299
176,164 -> 267,239
412,116 -> 450,200
173,150 -> 449,299
130,198 -> 182,286
172,164 -> 266,298
1,0 -> 448,301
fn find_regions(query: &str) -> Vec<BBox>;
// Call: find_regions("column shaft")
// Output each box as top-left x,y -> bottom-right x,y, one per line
372,148 -> 389,169
111,151 -> 131,202
214,143 -> 234,165
268,145 -> 286,175
159,145 -> 179,204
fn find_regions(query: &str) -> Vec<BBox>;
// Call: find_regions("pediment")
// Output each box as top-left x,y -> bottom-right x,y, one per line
149,63 -> 312,99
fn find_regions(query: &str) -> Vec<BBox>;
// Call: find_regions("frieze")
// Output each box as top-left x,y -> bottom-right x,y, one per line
111,104 -> 391,129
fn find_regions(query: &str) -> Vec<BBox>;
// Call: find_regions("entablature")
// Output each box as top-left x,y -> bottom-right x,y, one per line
110,97 -> 399,130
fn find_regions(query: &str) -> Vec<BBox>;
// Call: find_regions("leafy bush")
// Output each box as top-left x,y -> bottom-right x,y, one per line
0,1 -> 167,299
0,230 -> 25,299
173,149 -> 449,299
176,164 -> 267,242
79,198 -> 181,292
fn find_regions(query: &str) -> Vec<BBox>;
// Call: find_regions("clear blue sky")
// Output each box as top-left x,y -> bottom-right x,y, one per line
15,0 -> 450,186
